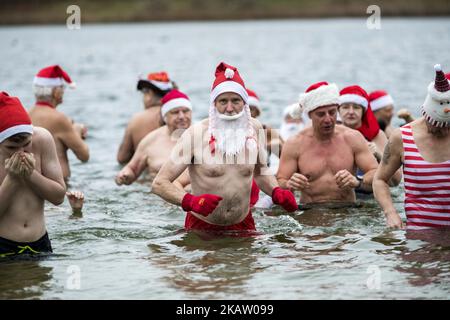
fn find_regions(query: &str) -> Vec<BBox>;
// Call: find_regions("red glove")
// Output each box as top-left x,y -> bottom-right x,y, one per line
181,193 -> 223,217
272,187 -> 297,212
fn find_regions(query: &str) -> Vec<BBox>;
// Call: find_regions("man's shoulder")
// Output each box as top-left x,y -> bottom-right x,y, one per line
192,119 -> 208,130
32,126 -> 54,144
338,125 -> 364,141
179,120 -> 208,144
284,129 -> 310,149
249,117 -> 263,130
130,109 -> 156,122
388,127 -> 404,147
143,125 -> 167,143
30,106 -> 67,121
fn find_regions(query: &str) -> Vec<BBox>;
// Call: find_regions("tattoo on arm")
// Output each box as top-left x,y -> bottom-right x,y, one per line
382,141 -> 392,165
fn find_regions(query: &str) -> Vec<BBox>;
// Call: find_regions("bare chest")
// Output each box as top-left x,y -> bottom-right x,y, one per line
298,142 -> 354,180
194,163 -> 254,179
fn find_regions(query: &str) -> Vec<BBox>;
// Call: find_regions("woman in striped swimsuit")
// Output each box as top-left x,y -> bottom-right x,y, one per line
373,64 -> 450,230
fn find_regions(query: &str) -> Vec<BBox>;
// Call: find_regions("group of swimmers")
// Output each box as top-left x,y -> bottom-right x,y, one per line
0,62 -> 449,258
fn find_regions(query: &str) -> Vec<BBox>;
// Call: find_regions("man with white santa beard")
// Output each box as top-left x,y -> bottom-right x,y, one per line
152,62 -> 297,232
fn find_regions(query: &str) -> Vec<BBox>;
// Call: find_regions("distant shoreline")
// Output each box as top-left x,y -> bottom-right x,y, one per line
1,16 -> 449,27
1,0 -> 449,26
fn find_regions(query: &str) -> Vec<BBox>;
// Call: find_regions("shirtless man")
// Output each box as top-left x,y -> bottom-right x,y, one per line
117,71 -> 174,164
0,92 -> 65,257
338,85 -> 402,185
28,65 -> 88,214
115,89 -> 192,185
277,82 -> 378,204
373,64 -> 450,230
152,62 -> 297,231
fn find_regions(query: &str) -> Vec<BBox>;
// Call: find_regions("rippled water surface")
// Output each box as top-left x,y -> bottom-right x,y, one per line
0,19 -> 449,299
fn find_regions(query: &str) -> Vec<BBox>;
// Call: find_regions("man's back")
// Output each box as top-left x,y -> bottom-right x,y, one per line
117,107 -> 163,164
130,108 -> 163,147
29,106 -> 89,178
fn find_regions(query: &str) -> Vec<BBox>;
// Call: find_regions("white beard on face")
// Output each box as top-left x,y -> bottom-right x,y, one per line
211,107 -> 249,157
280,122 -> 303,141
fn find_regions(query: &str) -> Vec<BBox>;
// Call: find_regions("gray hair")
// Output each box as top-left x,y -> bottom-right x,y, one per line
33,85 -> 53,101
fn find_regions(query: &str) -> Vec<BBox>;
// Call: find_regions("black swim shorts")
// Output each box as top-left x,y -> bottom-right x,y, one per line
0,232 -> 52,258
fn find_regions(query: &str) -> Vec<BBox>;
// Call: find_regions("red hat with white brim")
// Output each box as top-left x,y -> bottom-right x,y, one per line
33,65 -> 76,89
161,89 -> 192,118
369,90 -> 394,112
0,92 -> 33,143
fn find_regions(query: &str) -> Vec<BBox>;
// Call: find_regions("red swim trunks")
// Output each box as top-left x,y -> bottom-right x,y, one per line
250,179 -> 260,208
184,211 -> 256,231
184,179 -> 259,232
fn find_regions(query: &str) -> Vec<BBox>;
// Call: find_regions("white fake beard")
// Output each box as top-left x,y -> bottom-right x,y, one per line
212,108 -> 249,156
280,122 -> 303,140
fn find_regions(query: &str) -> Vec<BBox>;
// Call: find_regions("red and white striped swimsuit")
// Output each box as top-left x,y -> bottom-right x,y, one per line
400,125 -> 450,230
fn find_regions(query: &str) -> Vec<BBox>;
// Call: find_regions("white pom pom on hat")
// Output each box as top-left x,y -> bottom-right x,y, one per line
224,68 -> 235,79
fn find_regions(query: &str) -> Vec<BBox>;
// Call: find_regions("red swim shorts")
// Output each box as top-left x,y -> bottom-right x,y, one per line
184,210 -> 256,231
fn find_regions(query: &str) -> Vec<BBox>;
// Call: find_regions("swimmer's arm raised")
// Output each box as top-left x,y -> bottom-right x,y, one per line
373,130 -> 404,229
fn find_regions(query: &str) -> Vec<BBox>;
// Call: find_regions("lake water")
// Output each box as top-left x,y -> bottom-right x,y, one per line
0,19 -> 449,299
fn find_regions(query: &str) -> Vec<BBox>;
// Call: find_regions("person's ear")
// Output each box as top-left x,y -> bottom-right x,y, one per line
51,87 -> 58,99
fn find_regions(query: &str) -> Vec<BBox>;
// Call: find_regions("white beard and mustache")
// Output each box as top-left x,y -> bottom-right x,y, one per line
210,106 -> 253,157
279,122 -> 303,141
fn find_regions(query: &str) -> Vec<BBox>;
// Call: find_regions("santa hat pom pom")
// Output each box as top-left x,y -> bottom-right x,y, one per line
289,93 -> 306,119
289,103 -> 302,119
434,64 -> 442,72
69,82 -> 77,89
224,68 -> 235,79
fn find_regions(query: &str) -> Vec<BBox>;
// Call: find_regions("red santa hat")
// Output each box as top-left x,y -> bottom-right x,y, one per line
33,65 -> 76,89
339,85 -> 369,109
137,71 -> 173,95
422,64 -> 450,127
160,89 -> 192,118
0,92 -> 33,143
339,85 -> 380,141
208,62 -> 255,155
290,81 -> 340,119
210,62 -> 248,105
246,89 -> 260,110
368,90 -> 394,112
